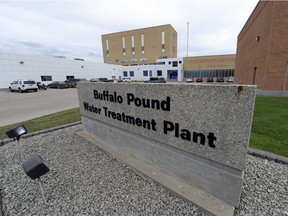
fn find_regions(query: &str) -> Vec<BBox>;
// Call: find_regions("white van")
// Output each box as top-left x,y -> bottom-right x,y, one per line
9,79 -> 38,92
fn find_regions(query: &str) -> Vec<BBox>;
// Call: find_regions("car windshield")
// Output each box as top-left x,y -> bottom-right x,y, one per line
150,77 -> 158,80
24,81 -> 36,84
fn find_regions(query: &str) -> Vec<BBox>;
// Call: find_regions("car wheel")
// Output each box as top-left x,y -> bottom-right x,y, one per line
18,88 -> 23,93
9,87 -> 13,92
34,89 -> 38,92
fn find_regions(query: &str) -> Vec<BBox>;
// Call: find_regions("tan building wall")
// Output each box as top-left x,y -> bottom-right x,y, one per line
235,1 -> 288,91
183,54 -> 236,71
102,24 -> 177,66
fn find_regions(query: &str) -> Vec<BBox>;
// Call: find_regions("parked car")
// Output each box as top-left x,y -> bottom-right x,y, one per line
196,77 -> 203,82
227,76 -> 234,83
90,78 -> 108,82
144,77 -> 166,83
65,78 -> 86,88
48,81 -> 69,89
216,77 -> 224,82
37,82 -> 47,90
123,77 -> 131,83
9,79 -> 38,92
206,77 -> 214,82
186,78 -> 194,83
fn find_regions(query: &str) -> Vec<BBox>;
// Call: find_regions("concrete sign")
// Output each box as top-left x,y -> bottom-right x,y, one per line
77,83 -> 256,216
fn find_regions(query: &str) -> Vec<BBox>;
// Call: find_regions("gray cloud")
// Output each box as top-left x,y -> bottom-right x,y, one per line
0,0 -> 259,62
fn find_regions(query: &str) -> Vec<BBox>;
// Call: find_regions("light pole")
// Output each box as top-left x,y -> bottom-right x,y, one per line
186,22 -> 190,57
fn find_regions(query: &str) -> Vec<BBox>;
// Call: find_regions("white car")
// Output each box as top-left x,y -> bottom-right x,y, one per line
9,79 -> 38,92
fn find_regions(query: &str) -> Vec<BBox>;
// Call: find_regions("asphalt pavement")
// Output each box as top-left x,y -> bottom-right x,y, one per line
0,88 -> 79,126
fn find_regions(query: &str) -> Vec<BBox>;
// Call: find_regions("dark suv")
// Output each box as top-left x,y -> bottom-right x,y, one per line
144,77 -> 166,83
65,78 -> 86,88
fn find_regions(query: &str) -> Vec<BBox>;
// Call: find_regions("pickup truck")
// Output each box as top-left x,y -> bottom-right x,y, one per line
144,77 -> 166,83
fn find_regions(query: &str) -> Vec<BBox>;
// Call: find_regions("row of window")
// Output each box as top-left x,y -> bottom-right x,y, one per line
184,69 -> 234,78
105,31 -> 166,57
123,70 -> 163,77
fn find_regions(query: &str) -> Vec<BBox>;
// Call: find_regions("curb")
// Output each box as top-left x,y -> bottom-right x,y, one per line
0,121 -> 81,146
247,147 -> 288,165
0,121 -> 287,165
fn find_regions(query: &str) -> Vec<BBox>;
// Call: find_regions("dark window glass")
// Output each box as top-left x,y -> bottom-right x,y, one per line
123,71 -> 128,77
41,76 -> 52,81
143,71 -> 148,76
157,70 -> 162,76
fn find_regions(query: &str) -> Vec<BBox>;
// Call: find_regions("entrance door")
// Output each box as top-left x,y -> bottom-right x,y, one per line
168,70 -> 178,80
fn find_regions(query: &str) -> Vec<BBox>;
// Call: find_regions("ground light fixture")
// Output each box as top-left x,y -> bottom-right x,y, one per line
6,125 -> 28,161
5,125 -> 27,141
23,154 -> 50,204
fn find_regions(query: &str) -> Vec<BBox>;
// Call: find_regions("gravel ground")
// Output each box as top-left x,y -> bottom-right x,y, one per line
0,125 -> 287,216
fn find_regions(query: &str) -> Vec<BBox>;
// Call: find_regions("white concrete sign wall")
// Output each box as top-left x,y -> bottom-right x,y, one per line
77,82 -> 256,216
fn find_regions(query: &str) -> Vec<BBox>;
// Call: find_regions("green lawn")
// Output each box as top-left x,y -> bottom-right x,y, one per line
0,108 -> 80,141
250,95 -> 288,157
1,96 -> 287,157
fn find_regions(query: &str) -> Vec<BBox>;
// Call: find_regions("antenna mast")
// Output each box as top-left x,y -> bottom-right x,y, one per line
186,22 -> 190,57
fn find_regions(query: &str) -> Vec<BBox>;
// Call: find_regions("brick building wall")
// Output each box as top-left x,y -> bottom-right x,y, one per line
101,25 -> 177,66
235,1 -> 288,91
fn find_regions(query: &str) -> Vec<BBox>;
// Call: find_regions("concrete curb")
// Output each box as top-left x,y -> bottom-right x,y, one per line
0,121 -> 81,146
247,147 -> 288,165
0,121 -> 287,165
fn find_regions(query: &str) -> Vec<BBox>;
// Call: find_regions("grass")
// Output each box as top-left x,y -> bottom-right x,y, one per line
0,108 -> 80,141
0,96 -> 287,157
250,95 -> 288,157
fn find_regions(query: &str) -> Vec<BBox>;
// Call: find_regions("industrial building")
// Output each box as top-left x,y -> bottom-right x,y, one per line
101,24 -> 177,66
0,53 -> 184,88
0,53 -> 122,89
183,54 -> 235,81
234,0 -> 288,92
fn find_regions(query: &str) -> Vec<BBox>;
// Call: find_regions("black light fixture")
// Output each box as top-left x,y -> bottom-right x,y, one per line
23,154 -> 50,203
6,125 -> 27,141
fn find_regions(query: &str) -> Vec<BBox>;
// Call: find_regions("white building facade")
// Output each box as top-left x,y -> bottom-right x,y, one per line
0,53 -> 183,89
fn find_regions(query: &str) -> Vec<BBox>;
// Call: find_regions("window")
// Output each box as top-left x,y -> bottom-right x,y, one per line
140,58 -> 147,62
129,71 -> 134,77
130,58 -> 137,63
143,71 -> 148,76
131,35 -> 135,47
161,31 -> 165,52
123,71 -> 128,77
172,61 -> 178,67
132,35 -> 135,55
141,34 -> 144,54
122,59 -> 128,63
122,37 -> 126,56
41,76 -> 52,81
122,37 -> 126,49
149,70 -> 152,77
157,70 -> 162,76
66,76 -> 74,80
106,39 -> 109,57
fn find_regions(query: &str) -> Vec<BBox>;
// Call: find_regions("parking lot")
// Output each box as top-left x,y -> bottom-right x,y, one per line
0,88 -> 79,127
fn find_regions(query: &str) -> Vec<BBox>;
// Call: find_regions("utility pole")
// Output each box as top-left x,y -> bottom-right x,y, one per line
186,22 -> 189,57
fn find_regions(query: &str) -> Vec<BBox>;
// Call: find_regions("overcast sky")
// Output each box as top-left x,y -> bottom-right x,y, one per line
0,0 -> 259,62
